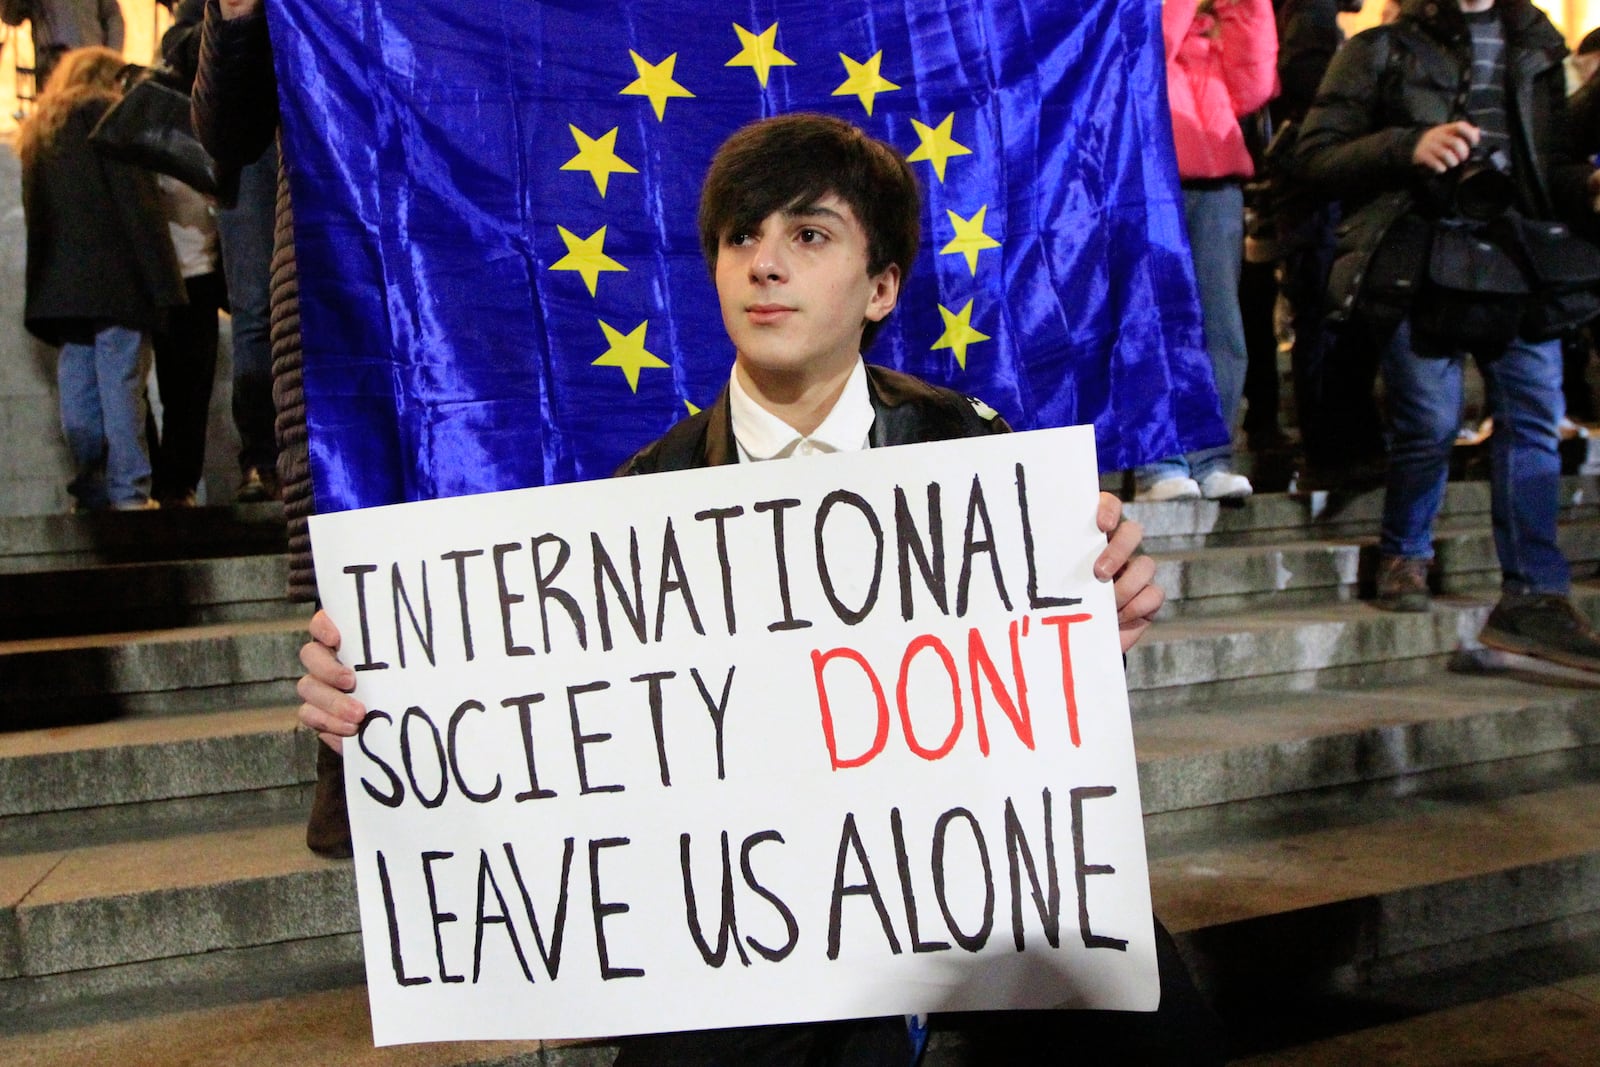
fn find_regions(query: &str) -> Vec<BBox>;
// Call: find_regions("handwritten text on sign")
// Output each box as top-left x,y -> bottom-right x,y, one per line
309,426 -> 1158,1046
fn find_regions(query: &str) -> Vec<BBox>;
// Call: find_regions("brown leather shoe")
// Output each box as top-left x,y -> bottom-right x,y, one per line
1479,594 -> 1600,672
1375,555 -> 1431,612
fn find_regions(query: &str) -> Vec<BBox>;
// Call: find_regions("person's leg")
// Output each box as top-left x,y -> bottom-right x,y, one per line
218,142 -> 280,495
1379,319 -> 1461,561
1375,319 -> 1461,610
1180,185 -> 1250,498
93,325 -> 154,509
1474,335 -> 1600,668
1239,257 -> 1281,449
57,341 -> 108,511
1561,326 -> 1596,425
152,274 -> 223,503
1479,337 -> 1569,596
1134,456 -> 1199,501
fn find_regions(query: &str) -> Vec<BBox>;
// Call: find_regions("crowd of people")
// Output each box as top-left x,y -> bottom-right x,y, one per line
12,0 -> 278,512
1161,0 -> 1600,670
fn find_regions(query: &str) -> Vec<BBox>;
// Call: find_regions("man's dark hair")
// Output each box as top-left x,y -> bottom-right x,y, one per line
1580,27 -> 1600,56
698,113 -> 921,349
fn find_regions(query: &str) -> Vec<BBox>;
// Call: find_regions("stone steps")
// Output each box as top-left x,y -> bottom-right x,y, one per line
0,985 -> 552,1067
1226,932 -> 1600,1064
4,486 -> 1599,1062
1131,476 -> 1600,551
1155,518 -> 1600,616
0,616 -> 309,727
0,554 -> 296,639
1,664 -> 1594,1038
1128,587 -> 1600,700
0,705 -> 315,852
0,504 -> 287,572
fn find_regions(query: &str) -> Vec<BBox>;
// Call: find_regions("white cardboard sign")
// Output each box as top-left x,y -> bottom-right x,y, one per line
309,425 -> 1158,1046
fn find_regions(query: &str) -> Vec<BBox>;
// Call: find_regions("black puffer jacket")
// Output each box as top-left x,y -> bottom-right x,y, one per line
1294,0 -> 1590,321
616,364 -> 1010,474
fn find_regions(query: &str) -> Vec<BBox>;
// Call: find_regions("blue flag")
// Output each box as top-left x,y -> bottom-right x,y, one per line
269,0 -> 1225,513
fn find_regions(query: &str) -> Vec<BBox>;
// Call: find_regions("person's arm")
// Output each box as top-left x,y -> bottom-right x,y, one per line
1163,0 -> 1199,66
193,0 -> 279,169
1216,0 -> 1279,119
1294,30 -> 1427,198
297,492 -> 1165,752
100,0 -> 125,52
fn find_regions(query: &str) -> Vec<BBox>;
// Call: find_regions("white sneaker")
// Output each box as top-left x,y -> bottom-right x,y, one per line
1135,476 -> 1202,502
1199,470 -> 1253,500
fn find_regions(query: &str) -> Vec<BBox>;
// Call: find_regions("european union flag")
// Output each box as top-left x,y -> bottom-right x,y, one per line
269,0 -> 1225,513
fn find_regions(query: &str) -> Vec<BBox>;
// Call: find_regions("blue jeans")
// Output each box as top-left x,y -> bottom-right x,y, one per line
58,325 -> 152,509
1380,319 -> 1569,595
218,141 -> 279,474
1137,183 -> 1245,489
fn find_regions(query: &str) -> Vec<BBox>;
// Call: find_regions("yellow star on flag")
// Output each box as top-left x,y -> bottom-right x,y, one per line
940,206 -> 1001,276
932,299 -> 991,370
592,319 -> 669,393
685,400 -> 701,416
550,225 -> 627,297
833,51 -> 900,116
621,51 -> 694,121
560,124 -> 638,197
907,113 -> 973,181
726,23 -> 795,88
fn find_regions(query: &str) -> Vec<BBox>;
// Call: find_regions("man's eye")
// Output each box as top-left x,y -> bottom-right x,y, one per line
798,228 -> 825,243
727,232 -> 753,246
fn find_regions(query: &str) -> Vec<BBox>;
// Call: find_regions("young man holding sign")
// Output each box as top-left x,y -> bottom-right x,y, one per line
298,115 -> 1219,1064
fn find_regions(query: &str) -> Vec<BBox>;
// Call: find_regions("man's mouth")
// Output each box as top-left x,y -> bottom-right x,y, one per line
746,303 -> 796,325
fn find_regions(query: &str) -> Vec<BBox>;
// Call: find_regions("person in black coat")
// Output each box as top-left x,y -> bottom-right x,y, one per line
1271,0 -> 1387,487
1295,0 -> 1600,669
19,46 -> 186,511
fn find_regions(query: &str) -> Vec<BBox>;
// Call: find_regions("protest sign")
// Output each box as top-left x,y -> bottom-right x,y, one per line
309,425 -> 1158,1045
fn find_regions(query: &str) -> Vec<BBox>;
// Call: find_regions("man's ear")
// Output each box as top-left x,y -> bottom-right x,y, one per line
865,263 -> 901,323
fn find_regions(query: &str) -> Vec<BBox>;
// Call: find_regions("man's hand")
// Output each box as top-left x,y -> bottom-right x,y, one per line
1412,121 -> 1480,174
1094,491 -> 1163,653
297,610 -> 364,752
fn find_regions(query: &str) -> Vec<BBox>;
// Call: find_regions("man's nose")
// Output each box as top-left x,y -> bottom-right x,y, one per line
750,234 -> 788,282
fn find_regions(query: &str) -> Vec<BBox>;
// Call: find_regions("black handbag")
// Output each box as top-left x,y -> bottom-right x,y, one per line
1510,218 -> 1600,339
1411,217 -> 1530,357
88,67 -> 218,196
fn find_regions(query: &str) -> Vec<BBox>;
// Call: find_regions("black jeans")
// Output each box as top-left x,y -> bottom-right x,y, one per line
152,272 -> 226,501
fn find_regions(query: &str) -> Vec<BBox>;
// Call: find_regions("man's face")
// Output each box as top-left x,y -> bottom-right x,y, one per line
714,194 -> 900,384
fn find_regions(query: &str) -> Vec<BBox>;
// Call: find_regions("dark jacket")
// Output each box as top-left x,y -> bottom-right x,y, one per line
191,0 -> 279,172
1294,0 -> 1589,321
22,98 -> 186,345
615,364 -> 1011,475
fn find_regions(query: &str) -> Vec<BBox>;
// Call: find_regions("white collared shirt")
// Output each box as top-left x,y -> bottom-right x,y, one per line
728,358 -> 875,461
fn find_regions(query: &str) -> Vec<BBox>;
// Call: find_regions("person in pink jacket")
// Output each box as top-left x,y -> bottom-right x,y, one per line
1137,0 -> 1278,501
